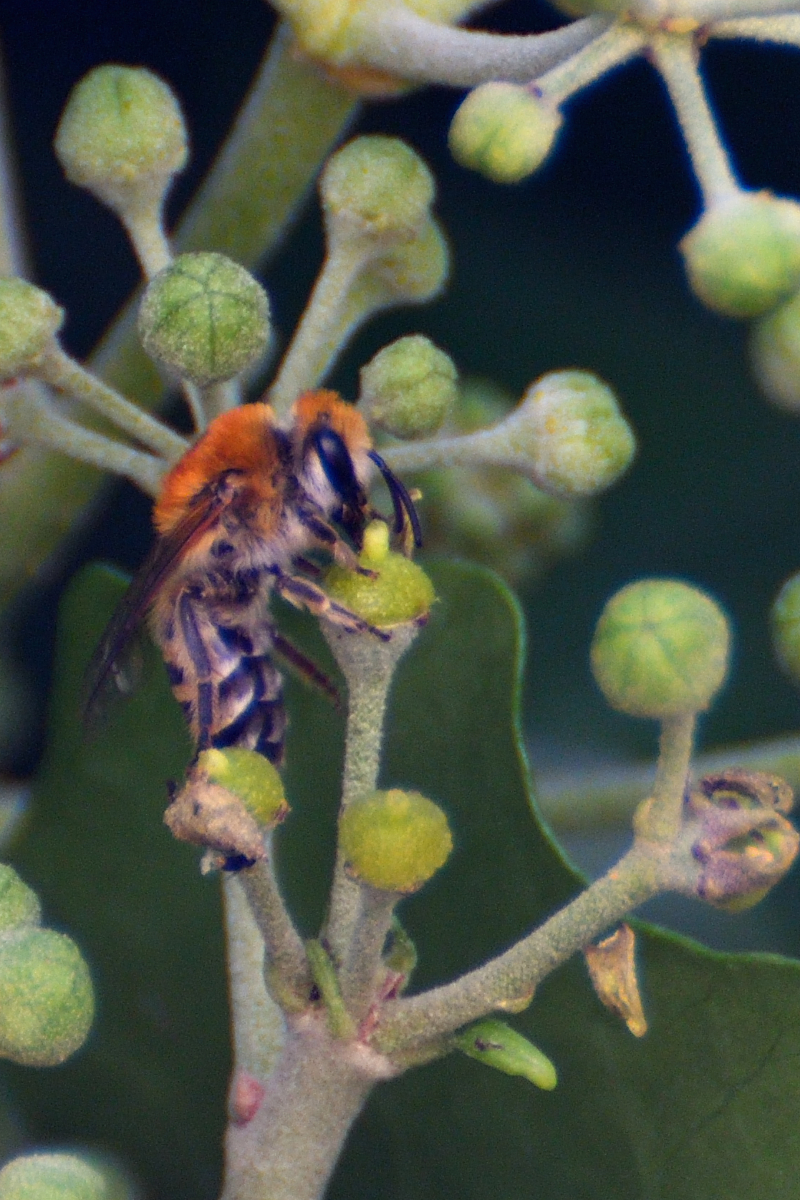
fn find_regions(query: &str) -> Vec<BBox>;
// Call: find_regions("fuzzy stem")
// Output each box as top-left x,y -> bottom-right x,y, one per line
710,13 -> 800,41
536,21 -> 646,106
224,873 -> 287,1082
633,711 -> 696,843
379,426 -> 503,472
306,939 -> 356,1038
340,885 -> 398,1022
649,32 -> 740,207
238,848 -> 314,1011
350,7 -> 613,87
642,0 -> 800,18
118,201 -> 173,279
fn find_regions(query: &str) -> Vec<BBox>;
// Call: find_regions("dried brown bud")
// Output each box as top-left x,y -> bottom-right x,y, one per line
584,924 -> 647,1038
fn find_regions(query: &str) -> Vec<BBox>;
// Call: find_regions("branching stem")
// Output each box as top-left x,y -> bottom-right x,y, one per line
536,22 -> 647,106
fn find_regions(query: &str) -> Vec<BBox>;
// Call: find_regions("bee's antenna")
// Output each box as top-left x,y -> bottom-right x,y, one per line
368,450 -> 423,548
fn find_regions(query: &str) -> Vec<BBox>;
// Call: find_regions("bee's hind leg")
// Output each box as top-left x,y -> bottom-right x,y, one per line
273,572 -> 391,641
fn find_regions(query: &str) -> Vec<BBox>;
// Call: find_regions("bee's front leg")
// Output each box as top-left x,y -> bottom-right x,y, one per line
272,571 -> 391,641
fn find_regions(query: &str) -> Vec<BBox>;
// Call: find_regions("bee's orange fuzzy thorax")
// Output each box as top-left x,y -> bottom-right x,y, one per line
154,403 -> 280,535
291,390 -> 371,458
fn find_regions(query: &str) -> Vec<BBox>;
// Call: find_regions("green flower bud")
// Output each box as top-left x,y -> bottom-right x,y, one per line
0,865 -> 40,933
771,571 -> 800,684
139,253 -> 271,385
751,288 -> 800,412
591,579 -> 730,719
54,65 -> 188,215
454,1018 -> 557,1090
449,83 -> 562,185
339,788 -> 452,893
0,928 -> 94,1066
680,192 -> 800,319
372,217 -> 449,303
0,1154 -> 108,1200
320,136 -> 435,242
325,520 -> 435,627
0,278 -> 64,379
196,747 -> 288,829
360,335 -> 457,439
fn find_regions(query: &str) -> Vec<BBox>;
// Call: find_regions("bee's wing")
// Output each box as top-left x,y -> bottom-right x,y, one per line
83,488 -> 229,733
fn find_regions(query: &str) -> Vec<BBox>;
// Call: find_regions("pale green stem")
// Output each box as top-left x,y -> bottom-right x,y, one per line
118,200 -> 173,279
633,711 -> 696,843
637,0 -> 800,19
35,341 -> 188,461
649,32 -> 740,207
202,380 -> 242,423
380,427 -> 504,472
0,44 -> 28,277
375,841 -> 669,1052
238,848 -> 313,1010
2,382 -> 164,494
536,21 -> 647,106
224,873 -> 287,1083
710,13 -> 800,42
350,6 -> 613,86
306,940 -> 355,1038
340,885 -> 398,1022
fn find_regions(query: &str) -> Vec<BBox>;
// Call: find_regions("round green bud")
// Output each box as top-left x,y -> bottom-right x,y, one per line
339,788 -> 452,893
54,65 -> 188,214
372,217 -> 449,303
680,192 -> 800,319
0,928 -> 94,1066
360,335 -> 457,439
751,288 -> 800,412
0,1154 -> 108,1200
320,136 -> 435,241
138,253 -> 271,385
454,1018 -> 557,1090
771,571 -> 800,684
448,83 -> 562,185
591,579 -> 730,719
196,747 -> 288,828
325,520 -> 436,627
0,865 -> 40,933
0,278 -> 64,379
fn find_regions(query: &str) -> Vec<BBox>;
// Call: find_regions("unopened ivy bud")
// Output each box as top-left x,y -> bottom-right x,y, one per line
0,928 -> 93,1065
680,192 -> 800,319
772,571 -> 800,683
373,218 -> 449,303
360,335 -> 457,439
751,289 -> 800,412
339,788 -> 452,894
449,83 -> 562,185
591,579 -> 730,719
320,136 -> 435,243
0,278 -> 63,379
196,747 -> 288,829
325,520 -> 435,627
454,1018 -> 557,1089
54,65 -> 188,217
0,1154 -> 108,1200
0,865 -> 40,932
139,253 -> 271,385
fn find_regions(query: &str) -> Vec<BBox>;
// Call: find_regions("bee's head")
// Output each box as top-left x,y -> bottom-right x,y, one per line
292,391 -> 373,546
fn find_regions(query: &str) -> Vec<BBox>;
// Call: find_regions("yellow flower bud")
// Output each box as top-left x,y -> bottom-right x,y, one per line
339,788 -> 452,893
449,83 -> 562,185
325,520 -> 435,627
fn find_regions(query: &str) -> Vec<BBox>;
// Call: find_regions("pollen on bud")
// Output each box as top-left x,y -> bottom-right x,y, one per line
339,788 -> 452,894
590,579 -> 730,719
0,1154 -> 109,1200
0,928 -> 94,1066
751,288 -> 800,412
448,83 -> 562,185
196,747 -> 288,829
0,865 -> 41,933
139,252 -> 271,385
0,278 -> 64,379
680,193 -> 800,319
325,520 -> 435,628
320,136 -> 435,242
359,335 -> 457,439
54,65 -> 188,216
454,1018 -> 558,1090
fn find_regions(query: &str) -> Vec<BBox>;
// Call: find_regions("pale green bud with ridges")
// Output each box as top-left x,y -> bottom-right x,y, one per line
751,288 -> 800,412
680,193 -> 800,319
325,520 -> 435,627
0,927 -> 94,1065
54,65 -> 187,216
139,253 -> 271,385
360,335 -> 457,439
771,572 -> 800,685
0,279 -> 64,380
371,218 -> 449,303
0,1154 -> 109,1200
321,137 -> 435,243
591,579 -> 730,719
449,84 -> 562,185
0,865 -> 40,932
454,1018 -> 558,1090
339,788 -> 452,894
196,747 -> 288,829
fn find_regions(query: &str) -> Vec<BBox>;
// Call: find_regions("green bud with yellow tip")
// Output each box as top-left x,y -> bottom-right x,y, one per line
325,521 -> 435,628
0,1154 -> 109,1200
320,136 -> 435,243
196,747 -> 288,829
0,928 -> 94,1066
680,192 -> 800,319
454,1018 -> 558,1090
590,579 -> 730,719
139,252 -> 271,385
751,287 -> 800,412
448,83 -> 562,185
339,788 -> 452,894
0,278 -> 64,379
360,335 -> 457,439
54,65 -> 188,217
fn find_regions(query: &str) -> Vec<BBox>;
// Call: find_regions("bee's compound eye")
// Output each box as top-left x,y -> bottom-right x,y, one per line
311,428 -> 361,506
